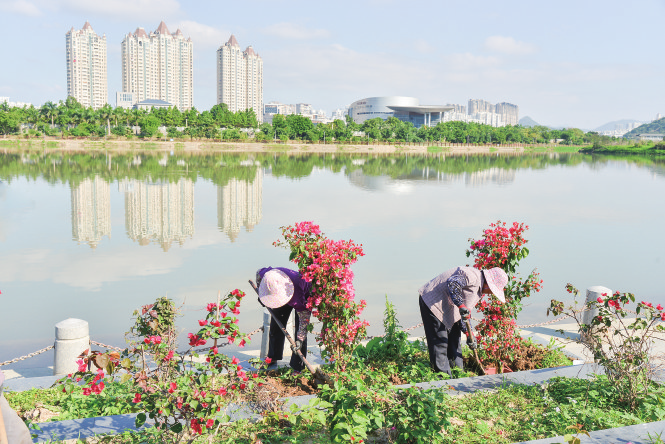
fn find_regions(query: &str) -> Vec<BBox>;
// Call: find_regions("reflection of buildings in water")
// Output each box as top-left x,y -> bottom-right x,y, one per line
121,178 -> 195,251
71,176 -> 111,248
465,168 -> 516,186
347,167 -> 515,190
217,169 -> 263,241
346,170 -> 416,194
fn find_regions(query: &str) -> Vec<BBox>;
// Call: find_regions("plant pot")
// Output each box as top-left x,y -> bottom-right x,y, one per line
484,366 -> 497,375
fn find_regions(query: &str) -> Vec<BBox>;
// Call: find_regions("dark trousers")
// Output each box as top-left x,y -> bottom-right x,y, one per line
419,296 -> 463,375
267,304 -> 308,372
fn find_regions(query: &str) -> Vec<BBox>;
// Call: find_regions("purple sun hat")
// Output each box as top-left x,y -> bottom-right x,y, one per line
482,267 -> 508,303
258,269 -> 294,308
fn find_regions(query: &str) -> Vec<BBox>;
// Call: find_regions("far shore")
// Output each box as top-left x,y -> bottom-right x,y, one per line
0,137 -> 575,156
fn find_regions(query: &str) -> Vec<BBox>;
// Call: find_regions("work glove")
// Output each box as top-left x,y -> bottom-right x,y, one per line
459,306 -> 470,321
466,335 -> 478,350
290,340 -> 302,354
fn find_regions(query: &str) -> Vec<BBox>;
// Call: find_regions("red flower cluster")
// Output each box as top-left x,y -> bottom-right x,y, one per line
82,369 -> 105,396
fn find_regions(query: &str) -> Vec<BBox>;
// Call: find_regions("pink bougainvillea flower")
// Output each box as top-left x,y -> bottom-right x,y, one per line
77,359 -> 87,373
198,319 -> 208,326
168,382 -> 177,393
658,304 -> 664,311
238,339 -> 246,348
132,393 -> 142,403
265,357 -> 272,364
231,356 -> 240,365
596,297 -> 604,303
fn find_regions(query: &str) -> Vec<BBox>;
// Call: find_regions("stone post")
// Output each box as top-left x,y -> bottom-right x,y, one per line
581,286 -> 612,343
53,319 -> 90,376
259,309 -> 271,361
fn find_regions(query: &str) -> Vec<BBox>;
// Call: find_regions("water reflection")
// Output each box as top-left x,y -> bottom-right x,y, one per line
218,168 -> 263,241
71,176 -> 111,248
2,149 -> 665,364
121,178 -> 195,251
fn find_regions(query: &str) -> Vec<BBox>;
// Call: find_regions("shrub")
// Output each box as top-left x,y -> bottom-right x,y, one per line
549,284 -> 665,410
275,221 -> 368,369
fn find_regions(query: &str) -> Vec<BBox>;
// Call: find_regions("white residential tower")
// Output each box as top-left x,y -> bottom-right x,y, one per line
216,35 -> 263,122
121,21 -> 193,110
66,22 -> 108,109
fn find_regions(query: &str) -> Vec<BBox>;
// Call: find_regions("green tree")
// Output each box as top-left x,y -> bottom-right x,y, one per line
138,115 -> 161,138
285,114 -> 313,139
272,114 -> 289,139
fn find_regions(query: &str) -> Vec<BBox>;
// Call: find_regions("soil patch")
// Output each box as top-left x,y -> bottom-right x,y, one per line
464,343 -> 571,373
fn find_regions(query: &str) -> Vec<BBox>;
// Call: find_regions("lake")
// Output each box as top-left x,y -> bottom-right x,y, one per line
2,150 -> 665,370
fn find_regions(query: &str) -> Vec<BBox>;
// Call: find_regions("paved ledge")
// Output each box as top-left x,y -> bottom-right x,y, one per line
515,420 -> 665,444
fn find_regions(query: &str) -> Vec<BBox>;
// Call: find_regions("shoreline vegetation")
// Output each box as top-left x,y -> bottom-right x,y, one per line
1,137 -> 663,157
1,137 -> 582,155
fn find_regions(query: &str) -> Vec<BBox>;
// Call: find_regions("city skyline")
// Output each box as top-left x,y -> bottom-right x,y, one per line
0,0 -> 663,129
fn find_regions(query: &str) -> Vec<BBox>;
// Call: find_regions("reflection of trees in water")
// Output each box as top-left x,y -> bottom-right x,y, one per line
1,151 -> 665,185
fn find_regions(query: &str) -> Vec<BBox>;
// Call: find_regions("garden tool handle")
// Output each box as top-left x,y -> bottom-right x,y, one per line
249,279 -> 318,375
464,319 -> 477,348
463,318 -> 485,376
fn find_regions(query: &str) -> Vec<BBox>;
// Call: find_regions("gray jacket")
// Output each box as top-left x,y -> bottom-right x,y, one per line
419,267 -> 485,330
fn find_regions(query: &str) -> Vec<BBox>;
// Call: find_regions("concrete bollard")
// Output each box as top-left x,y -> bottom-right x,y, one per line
581,286 -> 612,343
54,318 -> 90,376
582,286 -> 613,327
259,309 -> 271,360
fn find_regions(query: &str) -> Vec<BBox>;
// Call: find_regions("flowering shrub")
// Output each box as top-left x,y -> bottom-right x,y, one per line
59,291 -> 268,442
274,221 -> 368,368
466,221 -> 543,369
549,284 -> 665,410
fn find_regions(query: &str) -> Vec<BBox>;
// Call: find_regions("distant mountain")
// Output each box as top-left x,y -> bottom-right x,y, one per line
593,119 -> 644,132
518,116 -> 540,127
624,117 -> 665,138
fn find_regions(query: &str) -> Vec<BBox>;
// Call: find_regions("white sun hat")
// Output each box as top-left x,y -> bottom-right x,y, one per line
482,267 -> 508,303
258,269 -> 294,308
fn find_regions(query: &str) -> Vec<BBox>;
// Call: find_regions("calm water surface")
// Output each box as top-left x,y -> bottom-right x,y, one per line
2,151 -> 665,369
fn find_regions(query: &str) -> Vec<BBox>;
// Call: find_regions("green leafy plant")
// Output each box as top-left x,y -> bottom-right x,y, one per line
318,366 -> 450,443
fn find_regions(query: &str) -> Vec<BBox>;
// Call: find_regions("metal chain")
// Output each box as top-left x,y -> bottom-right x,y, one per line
90,341 -> 125,352
0,345 -> 54,367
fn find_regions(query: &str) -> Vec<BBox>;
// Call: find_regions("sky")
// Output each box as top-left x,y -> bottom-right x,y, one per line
0,0 -> 663,130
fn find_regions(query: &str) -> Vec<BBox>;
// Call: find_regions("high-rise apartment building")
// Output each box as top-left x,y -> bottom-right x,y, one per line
468,99 -> 495,115
66,22 -> 108,109
495,102 -> 519,126
121,21 -> 193,110
217,35 -> 263,122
